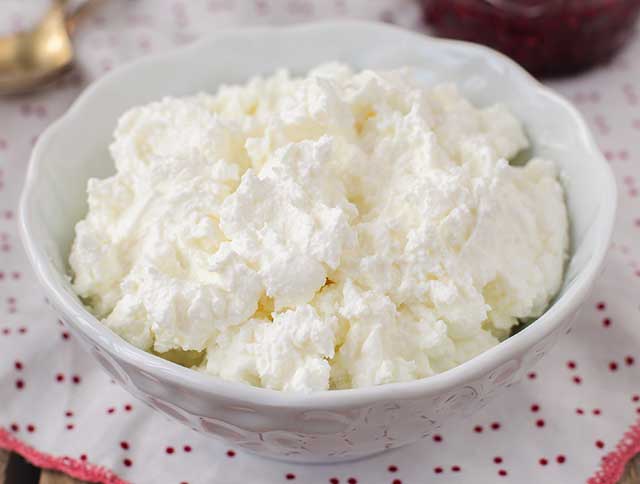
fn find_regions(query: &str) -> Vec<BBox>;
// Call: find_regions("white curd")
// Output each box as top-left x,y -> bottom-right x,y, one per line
70,63 -> 568,392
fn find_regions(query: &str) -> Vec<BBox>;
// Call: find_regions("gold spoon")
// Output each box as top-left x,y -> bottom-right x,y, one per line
0,0 -> 102,95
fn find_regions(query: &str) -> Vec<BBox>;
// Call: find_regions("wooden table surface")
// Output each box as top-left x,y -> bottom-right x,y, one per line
1,448 -> 640,483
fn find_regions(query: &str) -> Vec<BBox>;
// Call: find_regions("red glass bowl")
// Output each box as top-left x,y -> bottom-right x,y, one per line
422,0 -> 640,76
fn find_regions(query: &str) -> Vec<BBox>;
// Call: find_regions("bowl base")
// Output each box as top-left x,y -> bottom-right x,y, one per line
243,443 -> 411,465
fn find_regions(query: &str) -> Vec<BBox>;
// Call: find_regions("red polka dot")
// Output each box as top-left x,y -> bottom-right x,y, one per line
166,446 -> 175,454
123,458 -> 132,467
72,375 -> 81,384
609,361 -> 618,371
556,455 -> 566,464
451,465 -> 461,472
65,411 -> 73,417
596,302 -> 606,310
183,445 -> 192,453
576,408 -> 585,415
494,457 -> 503,464
603,318 -> 611,327
593,409 -> 602,416
625,356 -> 635,366
62,332 -> 70,340
80,454 -> 87,461
18,327 -> 27,334
14,361 -> 23,370
596,440 -> 605,449
527,372 -> 537,379
474,425 -> 483,433
15,379 -> 24,389
636,407 -> 640,414
392,480 -> 402,484
329,479 -> 339,484
434,467 -> 443,474
572,376 -> 582,384
531,404 -> 540,413
567,361 -> 576,370
10,423 -> 19,432
498,469 -> 508,477
124,404 -> 133,411
226,450 -> 235,457
632,395 -> 639,403
55,373 -> 65,382
536,419 -> 545,428
26,424 -> 35,433
347,479 -> 357,484
66,424 -> 74,430
388,465 -> 398,473
433,434 -> 442,442
1,328 -> 9,335
539,458 -> 548,466
107,407 -> 115,414
120,441 -> 129,450
491,422 -> 501,430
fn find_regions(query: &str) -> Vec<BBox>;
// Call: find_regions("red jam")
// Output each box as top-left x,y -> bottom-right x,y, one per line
421,0 -> 640,76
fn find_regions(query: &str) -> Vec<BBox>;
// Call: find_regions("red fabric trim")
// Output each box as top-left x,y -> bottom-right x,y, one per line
0,427 -> 129,484
588,418 -> 640,484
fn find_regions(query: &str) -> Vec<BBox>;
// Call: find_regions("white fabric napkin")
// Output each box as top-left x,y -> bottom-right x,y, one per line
1,2 -> 639,483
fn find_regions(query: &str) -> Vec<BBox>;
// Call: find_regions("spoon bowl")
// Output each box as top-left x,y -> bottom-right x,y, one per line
0,1 -> 72,95
0,0 -> 102,95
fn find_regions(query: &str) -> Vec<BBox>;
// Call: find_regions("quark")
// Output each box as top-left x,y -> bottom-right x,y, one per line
70,63 -> 569,392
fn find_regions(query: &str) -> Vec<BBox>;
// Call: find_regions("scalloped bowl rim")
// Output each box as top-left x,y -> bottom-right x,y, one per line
19,20 -> 616,408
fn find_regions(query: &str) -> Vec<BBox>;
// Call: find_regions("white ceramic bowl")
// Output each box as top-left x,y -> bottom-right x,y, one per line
20,21 -> 616,463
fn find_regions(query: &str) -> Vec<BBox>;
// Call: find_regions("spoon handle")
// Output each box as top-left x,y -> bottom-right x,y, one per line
65,0 -> 105,35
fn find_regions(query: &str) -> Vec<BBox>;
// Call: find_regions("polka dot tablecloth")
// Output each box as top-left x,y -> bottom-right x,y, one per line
1,2 -> 639,483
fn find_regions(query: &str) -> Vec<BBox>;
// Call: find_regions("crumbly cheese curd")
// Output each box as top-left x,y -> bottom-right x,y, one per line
69,63 -> 569,392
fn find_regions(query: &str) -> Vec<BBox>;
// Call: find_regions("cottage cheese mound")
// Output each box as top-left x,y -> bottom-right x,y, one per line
69,63 -> 569,392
